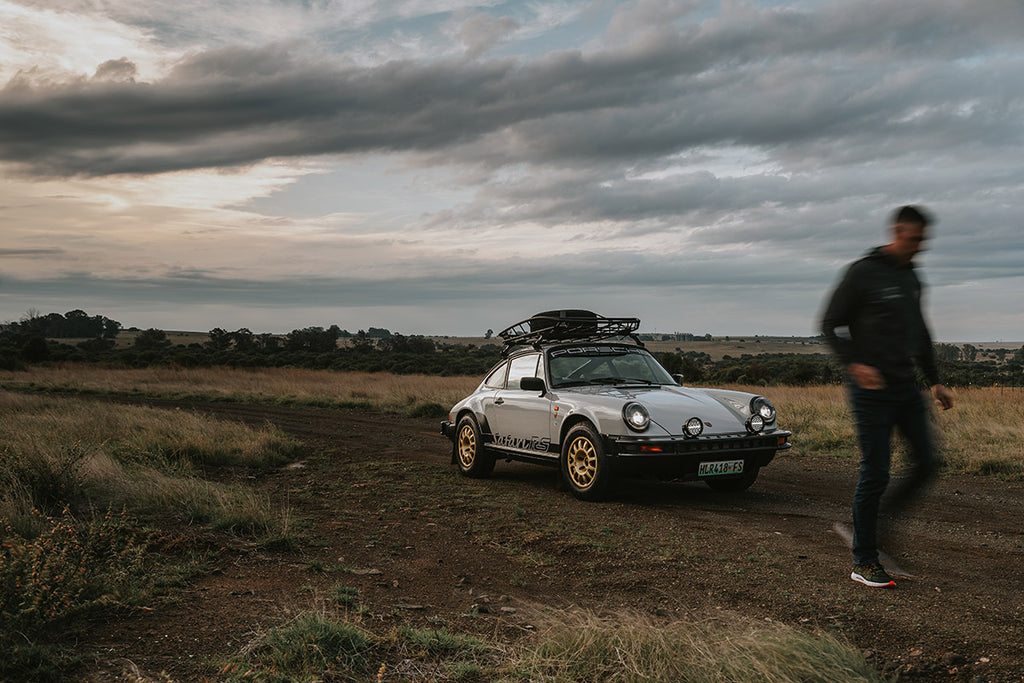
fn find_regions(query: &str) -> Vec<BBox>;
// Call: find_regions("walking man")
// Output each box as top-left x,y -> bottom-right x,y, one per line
820,205 -> 955,588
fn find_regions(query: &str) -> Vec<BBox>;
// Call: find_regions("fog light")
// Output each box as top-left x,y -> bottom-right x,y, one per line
684,417 -> 704,437
747,414 -> 765,433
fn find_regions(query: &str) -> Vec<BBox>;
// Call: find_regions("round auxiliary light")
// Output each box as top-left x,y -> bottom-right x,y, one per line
623,402 -> 650,431
747,414 -> 765,433
751,397 -> 776,423
684,417 -> 704,437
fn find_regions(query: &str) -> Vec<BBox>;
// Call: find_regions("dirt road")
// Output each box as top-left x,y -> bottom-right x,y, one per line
86,402 -> 1024,681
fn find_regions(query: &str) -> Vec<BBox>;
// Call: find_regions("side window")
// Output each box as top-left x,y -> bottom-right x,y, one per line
506,354 -> 540,389
483,362 -> 508,389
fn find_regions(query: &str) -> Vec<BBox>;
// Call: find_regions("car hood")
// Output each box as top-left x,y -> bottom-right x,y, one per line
558,384 -> 754,435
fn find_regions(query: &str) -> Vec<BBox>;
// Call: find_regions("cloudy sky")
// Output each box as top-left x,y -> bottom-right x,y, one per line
1,0 -> 1022,340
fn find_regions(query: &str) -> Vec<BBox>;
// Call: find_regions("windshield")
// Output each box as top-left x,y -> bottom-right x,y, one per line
547,345 -> 676,388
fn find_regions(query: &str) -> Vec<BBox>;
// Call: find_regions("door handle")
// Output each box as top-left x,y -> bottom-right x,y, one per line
494,398 -> 505,405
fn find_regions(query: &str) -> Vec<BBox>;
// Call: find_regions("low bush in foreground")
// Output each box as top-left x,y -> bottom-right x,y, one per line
0,509 -> 150,681
223,608 -> 879,683
0,391 -> 298,531
513,611 -> 879,683
0,391 -> 301,681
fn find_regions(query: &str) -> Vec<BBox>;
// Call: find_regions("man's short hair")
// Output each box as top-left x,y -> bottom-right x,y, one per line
893,205 -> 932,228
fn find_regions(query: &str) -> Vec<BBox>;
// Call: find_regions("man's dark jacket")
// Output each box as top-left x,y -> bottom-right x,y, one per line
820,247 -> 941,386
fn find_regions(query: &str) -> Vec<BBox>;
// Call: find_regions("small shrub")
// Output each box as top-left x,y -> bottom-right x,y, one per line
0,442 -> 91,520
398,626 -> 487,657
233,612 -> 373,680
515,610 -> 879,683
331,584 -> 361,607
0,508 -> 150,681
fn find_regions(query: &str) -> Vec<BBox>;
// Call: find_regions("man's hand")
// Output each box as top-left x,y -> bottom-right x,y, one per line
848,363 -> 885,390
932,383 -> 955,411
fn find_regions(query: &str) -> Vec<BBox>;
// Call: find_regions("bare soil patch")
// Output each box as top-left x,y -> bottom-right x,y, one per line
83,401 -> 1024,681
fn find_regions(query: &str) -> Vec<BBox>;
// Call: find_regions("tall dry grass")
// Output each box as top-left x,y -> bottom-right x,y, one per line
736,383 -> 1024,479
3,366 -> 1020,478
514,609 -> 879,683
0,390 -> 301,678
225,607 -> 879,682
0,364 -> 479,415
0,390 -> 297,535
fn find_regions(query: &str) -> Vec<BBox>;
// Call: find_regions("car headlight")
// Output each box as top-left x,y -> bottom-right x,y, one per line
750,397 -> 776,424
746,414 -> 765,433
622,402 -> 650,431
684,417 -> 704,437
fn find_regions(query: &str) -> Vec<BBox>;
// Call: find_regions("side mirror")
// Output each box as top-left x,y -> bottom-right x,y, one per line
672,373 -> 685,385
520,376 -> 547,394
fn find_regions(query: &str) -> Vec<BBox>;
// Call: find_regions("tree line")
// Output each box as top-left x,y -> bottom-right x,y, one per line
0,313 -> 499,375
2,310 -> 1022,386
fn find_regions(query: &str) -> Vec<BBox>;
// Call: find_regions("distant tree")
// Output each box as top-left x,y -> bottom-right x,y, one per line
378,334 -> 435,354
15,309 -> 121,339
133,328 -> 170,351
934,343 -> 961,362
286,326 -> 339,353
206,327 -> 232,351
103,317 -> 122,338
351,330 -> 373,352
231,328 -> 256,352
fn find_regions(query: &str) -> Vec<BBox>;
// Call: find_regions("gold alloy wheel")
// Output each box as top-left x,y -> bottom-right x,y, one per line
457,424 -> 477,469
566,435 -> 597,489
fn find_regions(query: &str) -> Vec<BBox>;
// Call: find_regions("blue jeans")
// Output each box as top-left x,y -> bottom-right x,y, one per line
848,382 -> 940,566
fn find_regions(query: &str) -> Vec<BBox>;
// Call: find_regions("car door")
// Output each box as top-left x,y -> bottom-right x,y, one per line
476,360 -> 508,430
485,352 -> 553,456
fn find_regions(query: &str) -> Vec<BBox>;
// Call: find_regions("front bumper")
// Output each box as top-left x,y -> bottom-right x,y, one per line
610,429 -> 791,456
605,429 -> 791,479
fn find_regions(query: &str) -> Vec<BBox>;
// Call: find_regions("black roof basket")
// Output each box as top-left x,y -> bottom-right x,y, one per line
498,310 -> 642,356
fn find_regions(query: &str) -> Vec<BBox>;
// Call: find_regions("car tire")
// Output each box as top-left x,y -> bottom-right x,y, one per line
455,415 -> 494,478
704,464 -> 759,493
561,423 -> 612,501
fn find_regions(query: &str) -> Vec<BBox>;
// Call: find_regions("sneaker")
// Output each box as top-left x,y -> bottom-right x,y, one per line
851,562 -> 896,588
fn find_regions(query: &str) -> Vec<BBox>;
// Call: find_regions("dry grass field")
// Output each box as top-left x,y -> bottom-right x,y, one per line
3,366 -> 1024,680
2,365 -> 1021,478
0,365 -> 479,416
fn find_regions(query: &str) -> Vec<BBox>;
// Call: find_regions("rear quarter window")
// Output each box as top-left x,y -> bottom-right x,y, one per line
483,362 -> 508,389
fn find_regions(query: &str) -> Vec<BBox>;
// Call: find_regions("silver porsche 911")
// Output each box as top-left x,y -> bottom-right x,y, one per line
441,311 -> 791,501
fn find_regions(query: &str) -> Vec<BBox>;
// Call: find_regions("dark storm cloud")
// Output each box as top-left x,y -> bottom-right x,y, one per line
1,1 -> 1021,177
2,244 -> 831,310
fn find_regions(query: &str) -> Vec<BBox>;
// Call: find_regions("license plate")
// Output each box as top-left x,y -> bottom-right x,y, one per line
698,459 -> 744,477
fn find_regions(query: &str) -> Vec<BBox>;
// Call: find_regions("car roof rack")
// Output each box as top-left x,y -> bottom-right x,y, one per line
498,310 -> 642,356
